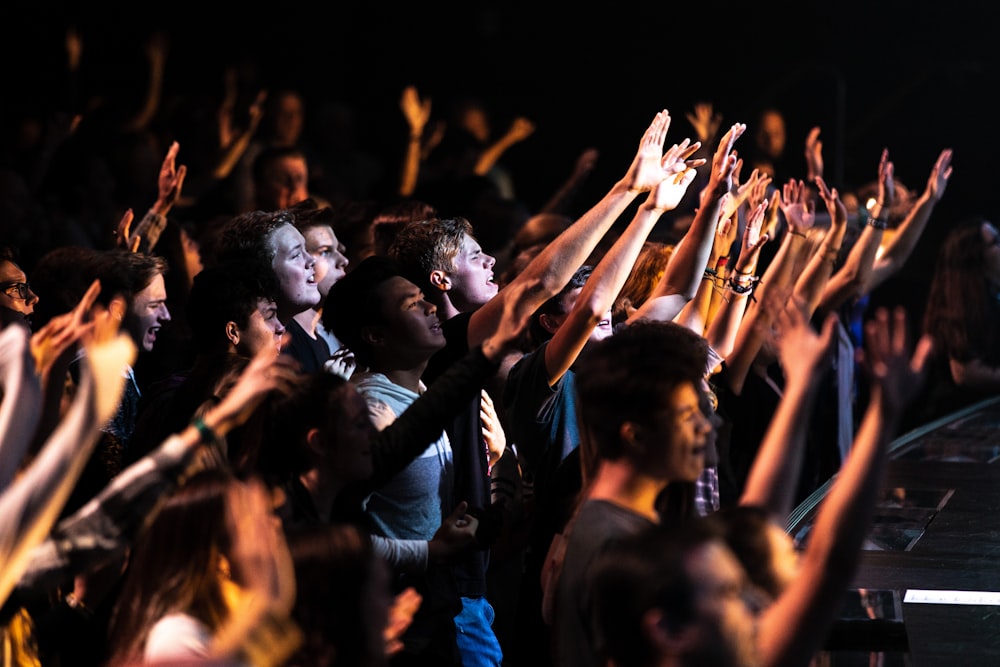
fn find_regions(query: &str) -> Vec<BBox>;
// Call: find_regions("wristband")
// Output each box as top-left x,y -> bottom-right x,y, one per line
867,216 -> 888,230
191,416 -> 221,445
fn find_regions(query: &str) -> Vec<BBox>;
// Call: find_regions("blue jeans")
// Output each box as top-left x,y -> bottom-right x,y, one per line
454,595 -> 503,667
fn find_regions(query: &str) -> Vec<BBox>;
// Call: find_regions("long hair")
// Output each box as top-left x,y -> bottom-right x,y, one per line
106,468 -> 237,665
285,522 -> 386,667
923,217 -> 1000,364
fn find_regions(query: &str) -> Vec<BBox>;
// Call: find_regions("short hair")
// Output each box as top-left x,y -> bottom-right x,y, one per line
251,145 -> 307,189
575,319 -> 708,460
590,517 -> 727,667
371,199 -> 439,257
93,248 -> 169,307
322,255 -> 407,369
186,259 -> 280,353
387,216 -> 473,293
290,197 -> 337,236
256,371 -> 352,484
528,265 -> 592,348
29,245 -> 103,328
214,209 -> 296,270
716,504 -> 783,600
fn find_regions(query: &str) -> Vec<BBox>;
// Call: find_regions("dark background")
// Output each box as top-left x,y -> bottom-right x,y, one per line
2,2 -> 997,270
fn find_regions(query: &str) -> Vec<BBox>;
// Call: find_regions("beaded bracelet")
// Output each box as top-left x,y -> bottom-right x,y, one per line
867,216 -> 888,230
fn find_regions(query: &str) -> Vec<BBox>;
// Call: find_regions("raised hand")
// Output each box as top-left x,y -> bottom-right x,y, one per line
770,293 -> 837,388
644,138 -> 703,212
480,389 -> 506,468
814,175 -> 848,234
114,209 -> 139,252
925,148 -> 954,203
30,279 -> 100,379
385,586 -> 422,656
685,101 -> 723,144
805,126 -> 823,182
778,178 -> 816,233
621,109 -> 673,194
503,116 -> 536,144
859,306 -> 933,417
733,199 -> 771,275
704,122 -> 746,200
400,85 -> 432,137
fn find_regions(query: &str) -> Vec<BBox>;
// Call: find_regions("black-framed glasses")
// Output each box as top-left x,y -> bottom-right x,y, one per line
0,281 -> 31,300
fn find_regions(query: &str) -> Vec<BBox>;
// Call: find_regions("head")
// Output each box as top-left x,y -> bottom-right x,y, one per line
260,372 -> 375,486
388,217 -> 498,314
923,217 -> 1000,362
264,89 -> 305,147
528,265 -> 610,350
323,255 -> 444,372
371,198 -> 439,257
252,144 -> 311,211
286,522 -> 391,667
216,210 -> 320,321
753,108 -> 786,161
95,249 -> 171,353
187,259 -> 285,357
591,518 -> 760,667
575,319 -> 712,483
716,504 -> 799,604
107,467 -> 239,664
292,200 -> 349,300
0,244 -> 39,329
612,241 -> 675,327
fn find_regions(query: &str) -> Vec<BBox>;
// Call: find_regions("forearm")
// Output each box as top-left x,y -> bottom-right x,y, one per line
399,135 -> 422,197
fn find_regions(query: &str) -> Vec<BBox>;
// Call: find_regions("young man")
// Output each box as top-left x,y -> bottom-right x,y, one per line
213,209 -> 325,371
551,319 -> 714,667
0,244 -> 40,330
323,255 -> 504,667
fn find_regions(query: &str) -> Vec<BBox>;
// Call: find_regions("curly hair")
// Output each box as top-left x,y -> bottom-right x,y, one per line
387,216 -> 473,292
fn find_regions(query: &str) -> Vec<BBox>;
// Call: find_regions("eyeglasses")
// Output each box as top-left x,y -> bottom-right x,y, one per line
0,281 -> 31,300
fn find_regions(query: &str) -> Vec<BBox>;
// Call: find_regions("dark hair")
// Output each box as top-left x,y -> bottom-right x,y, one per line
256,371 -> 352,484
290,197 -> 337,236
591,517 -> 726,667
322,255 -> 407,369
716,504 -> 783,599
186,259 -> 280,353
286,522 -> 385,667
387,216 -> 474,293
251,145 -> 308,190
107,467 -> 237,665
528,265 -> 592,348
575,319 -> 708,461
922,217 -> 1000,365
215,209 -> 296,270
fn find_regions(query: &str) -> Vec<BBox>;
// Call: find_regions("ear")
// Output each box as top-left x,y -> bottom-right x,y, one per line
304,427 -> 325,458
619,420 -> 643,454
361,324 -> 384,348
429,269 -> 451,292
538,312 -> 561,335
108,297 -> 127,322
642,608 -> 694,657
225,321 -> 240,346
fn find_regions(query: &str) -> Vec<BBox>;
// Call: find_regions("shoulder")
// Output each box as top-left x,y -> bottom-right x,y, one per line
144,613 -> 212,661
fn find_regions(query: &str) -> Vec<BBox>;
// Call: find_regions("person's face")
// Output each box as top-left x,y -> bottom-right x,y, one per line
268,224 -> 320,316
980,222 -> 1000,285
303,225 -> 349,299
682,541 -> 760,667
447,233 -> 498,312
234,298 -> 285,356
258,156 -> 310,210
127,273 -> 170,352
554,286 -> 614,344
370,276 -> 445,361
327,385 -> 376,482
756,110 -> 786,159
642,381 -> 713,483
0,260 -> 38,329
272,92 -> 304,145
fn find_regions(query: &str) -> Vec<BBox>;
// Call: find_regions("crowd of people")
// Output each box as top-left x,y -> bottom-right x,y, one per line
2,26 -> 999,667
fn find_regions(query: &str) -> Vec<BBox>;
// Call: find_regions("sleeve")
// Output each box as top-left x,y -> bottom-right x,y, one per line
371,534 -> 429,573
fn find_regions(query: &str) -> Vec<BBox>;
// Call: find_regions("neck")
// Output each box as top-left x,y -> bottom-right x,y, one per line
298,469 -> 342,522
292,308 -> 321,337
587,459 -> 666,523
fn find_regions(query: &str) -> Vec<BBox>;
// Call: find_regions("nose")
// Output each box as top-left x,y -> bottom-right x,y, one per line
275,320 -> 286,335
26,288 -> 39,306
159,304 -> 172,322
336,249 -> 349,268
423,299 -> 437,316
485,253 -> 496,268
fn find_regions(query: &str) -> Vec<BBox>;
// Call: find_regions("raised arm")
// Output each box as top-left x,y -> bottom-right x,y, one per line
0,302 -> 135,608
791,175 -> 849,316
127,140 -> 188,254
628,122 -> 745,324
757,306 -> 932,667
398,85 -> 433,197
867,148 -> 953,289
544,140 -> 701,383
816,149 -> 895,316
0,325 -> 43,491
468,109 -> 679,346
474,115 -> 536,177
738,294 -> 837,519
